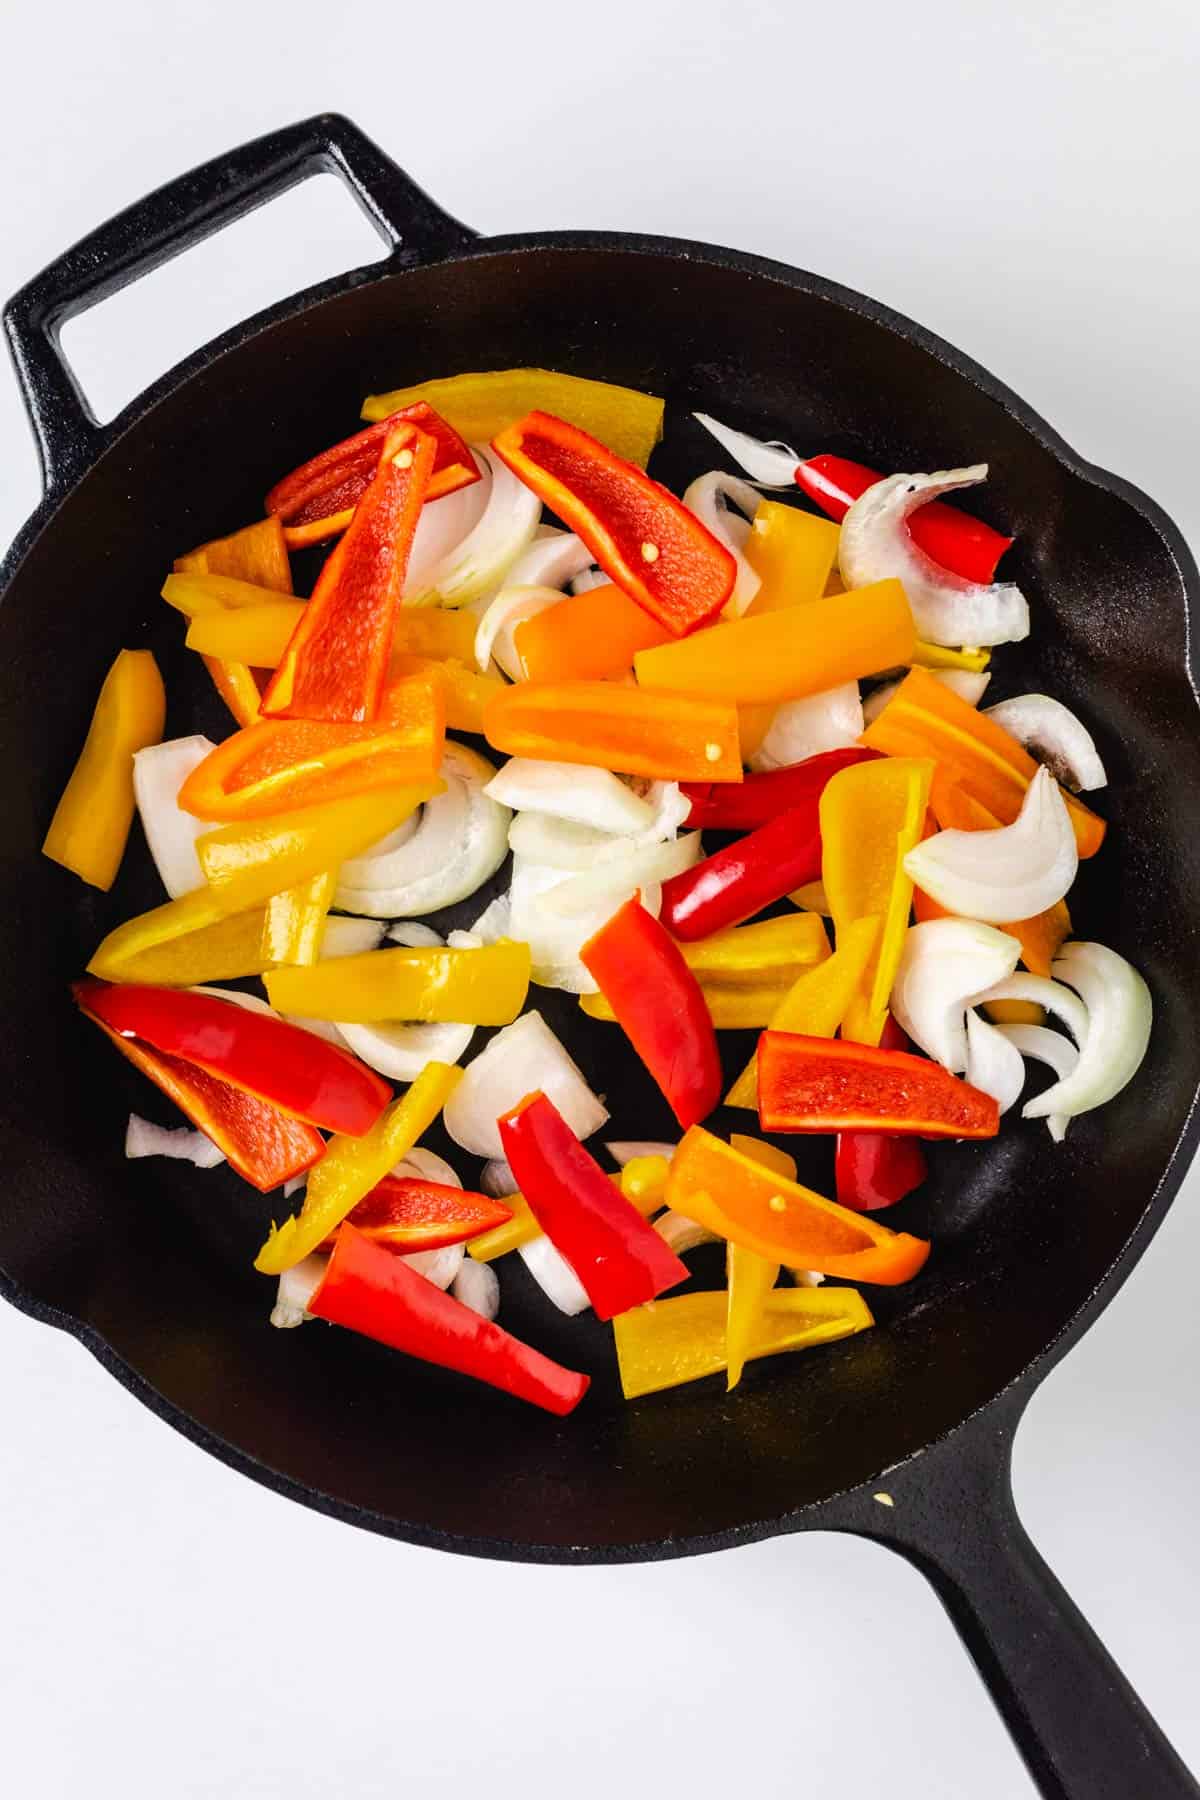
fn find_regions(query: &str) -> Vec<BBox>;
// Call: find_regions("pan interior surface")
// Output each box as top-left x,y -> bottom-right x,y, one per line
1,243 -> 1196,1556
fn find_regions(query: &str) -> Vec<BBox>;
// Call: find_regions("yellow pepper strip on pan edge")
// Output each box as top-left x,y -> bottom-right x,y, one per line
43,649 -> 165,891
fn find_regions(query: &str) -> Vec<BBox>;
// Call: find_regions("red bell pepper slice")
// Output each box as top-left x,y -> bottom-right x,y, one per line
321,1176 -> 513,1253
74,986 -> 323,1191
309,1223 -> 590,1415
266,403 -> 479,548
835,1016 -> 928,1211
757,1031 -> 999,1140
491,411 -> 735,635
580,896 -> 721,1130
795,454 -> 1012,584
261,421 -> 436,723
660,804 -> 822,942
498,1092 -> 688,1321
74,980 -> 391,1137
681,747 -> 881,831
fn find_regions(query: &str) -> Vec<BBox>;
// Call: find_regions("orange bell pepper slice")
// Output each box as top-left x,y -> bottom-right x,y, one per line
513,582 -> 671,682
742,501 -> 841,615
483,679 -> 742,782
666,1127 -> 930,1286
861,667 -> 1106,859
175,516 -> 293,727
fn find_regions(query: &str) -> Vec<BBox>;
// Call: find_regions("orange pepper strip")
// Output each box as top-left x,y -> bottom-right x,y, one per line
513,583 -> 671,682
665,1127 -> 930,1286
861,667 -> 1106,859
742,502 -> 841,615
483,680 -> 742,782
634,579 -> 915,705
175,516 -> 293,728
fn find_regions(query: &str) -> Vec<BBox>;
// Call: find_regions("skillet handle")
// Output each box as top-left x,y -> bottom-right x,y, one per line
828,1388 -> 1198,1799
2,112 -> 475,494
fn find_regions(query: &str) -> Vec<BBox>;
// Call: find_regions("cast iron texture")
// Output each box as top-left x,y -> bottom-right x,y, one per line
2,117 -> 1198,1800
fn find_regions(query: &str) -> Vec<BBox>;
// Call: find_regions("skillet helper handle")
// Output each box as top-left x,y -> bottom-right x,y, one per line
831,1391 -> 1199,1800
2,112 -> 475,494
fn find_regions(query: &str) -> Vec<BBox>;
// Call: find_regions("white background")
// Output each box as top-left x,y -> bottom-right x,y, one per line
2,2 -> 1198,1795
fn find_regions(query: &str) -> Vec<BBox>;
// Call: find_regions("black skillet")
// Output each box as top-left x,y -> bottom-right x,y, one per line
2,116 -> 1198,1800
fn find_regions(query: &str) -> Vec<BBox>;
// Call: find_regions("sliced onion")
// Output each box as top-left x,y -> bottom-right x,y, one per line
863,668 -> 990,725
283,1174 -> 308,1199
509,856 -> 648,993
465,894 -> 512,944
904,767 -> 1077,923
971,973 -> 1089,1048
1018,942 -> 1152,1124
653,1210 -> 719,1255
993,1023 -> 1079,1142
479,1157 -> 518,1197
446,929 -> 483,950
485,759 -> 654,833
605,1140 -> 677,1167
791,1268 -> 826,1289
386,921 -> 444,948
683,471 -> 762,614
691,413 -> 799,486
269,1254 -> 327,1329
443,1011 -> 608,1159
839,467 -> 1029,647
133,736 -> 216,898
279,1013 -> 349,1048
984,694 -> 1107,792
336,1018 -> 475,1082
402,1243 -> 464,1290
322,917 -> 388,958
335,744 -> 510,918
125,1112 -> 225,1168
499,529 -> 592,595
403,451 -> 493,598
965,1010 -> 1025,1113
474,584 -> 565,679
891,919 -> 1022,1071
189,984 -> 275,1015
508,780 -> 689,872
518,1235 -> 591,1315
453,1259 -> 500,1320
749,683 -> 863,772
407,445 -> 540,607
570,566 -> 608,595
538,831 -> 701,918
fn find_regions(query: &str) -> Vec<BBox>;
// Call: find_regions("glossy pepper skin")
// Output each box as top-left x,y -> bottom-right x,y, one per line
660,805 -> 823,942
613,1286 -> 874,1400
484,679 -> 742,783
43,649 -> 165,890
310,1224 -> 590,1416
513,583 -> 671,682
321,1176 -> 512,1254
757,1031 -> 999,1139
174,515 -> 293,727
794,454 -> 1013,583
74,980 -> 391,1137
681,747 -> 880,831
491,412 -> 736,635
265,940 -> 531,1027
363,369 -> 665,467
498,1093 -> 688,1321
580,897 -> 722,1130
835,1016 -> 928,1212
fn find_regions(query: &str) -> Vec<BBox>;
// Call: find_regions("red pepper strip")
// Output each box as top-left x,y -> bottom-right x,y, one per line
73,988 -> 323,1191
266,403 -> 479,548
681,747 -> 881,831
660,805 -> 822,943
580,896 -> 721,1130
795,454 -> 1013,584
74,979 -> 390,1137
491,412 -> 735,635
835,1016 -> 928,1212
319,1176 -> 512,1254
498,1092 -> 688,1321
261,422 -> 436,723
757,1031 -> 999,1140
310,1224 -> 590,1415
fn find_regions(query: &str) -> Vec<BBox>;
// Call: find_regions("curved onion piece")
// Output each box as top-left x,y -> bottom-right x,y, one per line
402,1243 -> 465,1290
443,1010 -> 608,1159
323,917 -> 389,958
691,413 -> 799,486
452,1258 -> 500,1320
570,566 -> 608,595
395,1146 -> 462,1187
863,668 -> 990,726
335,744 -> 510,918
605,1140 -> 677,1167
189,984 -> 275,1015
507,781 -> 689,871
518,1235 -> 591,1315
538,831 -> 700,919
1016,942 -> 1152,1124
904,767 -> 1078,923
683,471 -> 762,615
335,1018 -> 475,1082
125,1112 -> 226,1168
485,759 -> 654,834
480,1157 -> 518,1197
965,1010 -> 1026,1113
749,683 -> 863,772
654,1210 -> 719,1255
993,1022 -> 1078,1142
891,919 -> 1022,1071
839,467 -> 1029,647
402,451 -> 493,598
510,856 -> 658,993
474,584 -> 565,679
501,529 -> 593,595
269,1253 -> 327,1329
133,736 -> 217,898
405,444 -> 540,607
387,921 -> 444,948
465,894 -> 512,945
972,973 -> 1089,1048
984,694 -> 1107,792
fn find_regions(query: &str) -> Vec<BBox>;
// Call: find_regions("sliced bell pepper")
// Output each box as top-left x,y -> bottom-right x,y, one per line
321,1175 -> 512,1253
175,516 -> 293,727
256,1059 -> 462,1273
483,680 -> 741,783
681,747 -> 880,831
264,939 -> 531,1026
736,701 -> 776,763
263,871 -> 335,966
580,896 -> 722,1130
633,579 -> 914,705
43,649 -> 165,890
820,757 -> 933,1046
613,1285 -> 874,1400
74,979 -> 391,1135
861,668 -> 1106,858
266,403 -> 479,548
202,660 -> 265,730
185,600 -> 305,667
498,1092 -> 688,1321
310,1224 -> 589,1415
467,1172 -> 661,1263
89,892 -> 270,985
911,641 -> 991,675
666,1127 -> 931,1285
389,654 -> 504,736
74,987 -> 322,1191
362,368 -> 665,468
513,582 -> 672,682
584,984 -> 801,1030
724,1134 -> 792,1391
491,413 -> 736,635
742,501 -> 841,614
261,422 -> 436,723
835,1016 -> 928,1212
794,454 -> 1012,583
757,1031 -> 999,1139
162,571 -> 294,617
982,997 -> 1046,1026
660,806 -> 824,942
582,914 -> 830,1028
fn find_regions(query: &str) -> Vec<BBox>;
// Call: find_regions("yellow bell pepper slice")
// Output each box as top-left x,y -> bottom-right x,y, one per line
185,601 -> 305,667
175,516 -> 292,727
911,641 -> 991,675
255,1061 -> 463,1275
389,654 -> 505,736
982,997 -> 1046,1026
467,1170 -> 661,1263
264,940 -> 531,1025
89,896 -> 272,985
613,1287 -> 874,1400
263,871 -> 335,967
161,572 -> 293,617
361,368 -> 664,468
680,913 -> 829,984
743,502 -> 841,615
43,649 -> 166,891
820,759 -> 932,1046
725,1133 -> 793,1391
584,982 -> 800,1031
789,879 -> 831,914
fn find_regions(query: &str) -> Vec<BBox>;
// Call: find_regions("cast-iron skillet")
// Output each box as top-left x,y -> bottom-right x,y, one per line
2,116 -> 1197,1800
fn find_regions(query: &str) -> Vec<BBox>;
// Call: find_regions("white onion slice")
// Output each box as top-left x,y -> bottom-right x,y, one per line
972,974 -> 1090,1047
336,1018 -> 475,1082
791,1268 -> 827,1289
904,767 -> 1077,923
863,668 -> 990,725
279,1013 -> 349,1048
189,984 -> 275,1015
408,445 -> 540,607
500,529 -> 593,595
508,781 -> 689,872
839,467 -> 1029,647
509,856 -> 655,993
480,1157 -> 518,1197
539,831 -> 701,918
485,759 -> 654,834
322,917 -> 388,958
1019,942 -> 1152,1124
518,1236 -> 591,1316
891,919 -> 1022,1071
386,921 -> 444,948
691,413 -> 799,486
402,1243 -> 464,1290
443,1011 -> 608,1159
993,1023 -> 1079,1142
403,451 -> 493,598
474,584 -> 565,679
283,1174 -> 307,1199
453,1259 -> 500,1320
335,744 -> 510,918
606,1140 -> 677,1167
654,1210 -> 719,1255
133,736 -> 216,898
748,683 -> 863,772
984,694 -> 1107,793
465,894 -> 512,944
570,566 -> 608,595
125,1113 -> 225,1168
269,1254 -> 327,1329
965,1010 -> 1025,1113
683,471 -> 762,615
